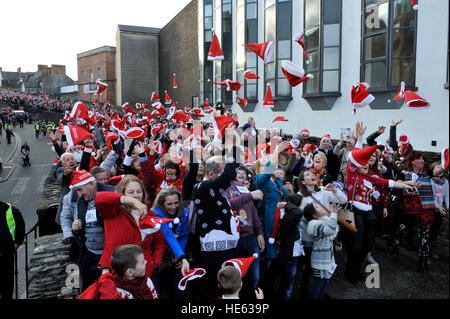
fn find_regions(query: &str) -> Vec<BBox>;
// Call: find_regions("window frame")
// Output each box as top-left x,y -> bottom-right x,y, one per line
245,0 -> 258,101
203,0 -> 214,102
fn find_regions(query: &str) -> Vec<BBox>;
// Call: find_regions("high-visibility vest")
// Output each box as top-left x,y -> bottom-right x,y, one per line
35,124 -> 40,130
5,203 -> 26,245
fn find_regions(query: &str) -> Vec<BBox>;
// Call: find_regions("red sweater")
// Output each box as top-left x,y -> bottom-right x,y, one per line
95,192 -> 165,277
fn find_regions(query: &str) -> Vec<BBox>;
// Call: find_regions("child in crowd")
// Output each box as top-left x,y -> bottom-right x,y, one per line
303,202 -> 340,299
217,266 -> 264,299
98,244 -> 158,299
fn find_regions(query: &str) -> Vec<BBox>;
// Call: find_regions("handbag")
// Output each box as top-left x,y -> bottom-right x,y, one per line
336,177 -> 358,228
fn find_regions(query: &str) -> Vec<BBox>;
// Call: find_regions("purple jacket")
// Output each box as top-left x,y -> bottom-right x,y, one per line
225,181 -> 264,239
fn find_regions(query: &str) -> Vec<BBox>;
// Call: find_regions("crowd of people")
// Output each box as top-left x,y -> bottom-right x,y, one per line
1,91 -> 449,300
1,87 -> 72,113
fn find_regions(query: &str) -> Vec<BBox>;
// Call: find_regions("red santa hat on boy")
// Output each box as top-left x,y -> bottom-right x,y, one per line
63,125 -> 93,148
69,170 -> 96,189
208,30 -> 224,61
281,61 -> 313,87
262,84 -> 274,108
351,82 -> 375,114
178,268 -> 206,291
221,254 -> 258,277
442,148 -> 449,170
243,69 -> 260,80
349,144 -> 379,167
294,30 -> 309,64
245,41 -> 274,63
300,129 -> 310,138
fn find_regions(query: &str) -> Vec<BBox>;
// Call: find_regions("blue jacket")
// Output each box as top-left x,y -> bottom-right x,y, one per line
152,207 -> 189,259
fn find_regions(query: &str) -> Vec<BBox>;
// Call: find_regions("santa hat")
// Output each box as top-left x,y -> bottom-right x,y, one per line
121,127 -> 145,140
397,132 -> 410,145
349,144 -> 379,167
236,96 -> 248,108
93,97 -> 99,104
164,91 -> 172,104
221,254 -> 258,277
262,84 -> 274,108
152,101 -> 166,115
69,170 -> 96,189
210,115 -> 238,141
272,116 -> 288,123
56,121 -> 65,135
300,129 -> 310,137
388,81 -> 405,103
351,82 -> 375,114
107,174 -> 125,186
139,215 -> 179,231
208,31 -> 224,61
96,79 -> 108,95
150,92 -> 159,101
243,69 -> 260,80
170,110 -> 190,123
208,79 -> 242,91
203,99 -> 214,114
173,73 -> 177,88
281,60 -> 313,87
150,124 -> 164,137
384,143 -> 394,154
70,102 -> 96,126
404,90 -> 430,109
442,148 -> 449,169
294,30 -> 309,64
135,103 -> 142,109
410,0 -> 418,10
105,133 -> 121,151
269,208 -> 285,244
191,107 -> 205,117
321,134 -> 331,143
178,268 -> 206,291
304,143 -> 318,168
63,125 -> 93,148
245,41 -> 274,63
121,102 -> 135,114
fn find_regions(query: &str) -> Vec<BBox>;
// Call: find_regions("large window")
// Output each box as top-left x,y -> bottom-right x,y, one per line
361,0 -> 417,90
264,0 -> 292,98
203,0 -> 213,102
303,0 -> 342,96
221,0 -> 232,103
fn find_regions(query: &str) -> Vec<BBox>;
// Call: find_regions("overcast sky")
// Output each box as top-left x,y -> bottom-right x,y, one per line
0,0 -> 193,81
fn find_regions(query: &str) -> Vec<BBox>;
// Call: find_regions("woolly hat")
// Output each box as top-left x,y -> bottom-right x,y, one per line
349,144 -> 379,167
221,254 -> 258,277
236,96 -> 248,108
245,41 -> 274,63
269,208 -> 285,244
281,60 -> 313,87
208,31 -> 224,61
150,92 -> 159,101
69,170 -> 96,189
63,125 -> 93,148
388,81 -> 405,103
243,69 -> 260,80
404,90 -> 430,109
96,79 -> 108,95
442,148 -> 449,170
164,91 -> 172,105
178,268 -> 206,291
351,82 -> 375,114
262,84 -> 274,108
121,102 -> 135,114
294,30 -> 309,64
272,116 -> 288,123
173,73 -> 177,89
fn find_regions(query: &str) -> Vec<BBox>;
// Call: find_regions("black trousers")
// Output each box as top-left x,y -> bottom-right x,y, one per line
0,252 -> 14,299
79,247 -> 102,291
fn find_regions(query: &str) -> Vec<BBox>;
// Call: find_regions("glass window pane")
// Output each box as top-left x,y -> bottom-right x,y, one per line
306,50 -> 320,70
304,71 -> 319,94
205,31 -> 212,42
247,52 -> 257,68
364,61 -> 387,88
265,61 -> 276,80
323,47 -> 339,70
323,70 -> 339,92
265,0 -> 275,9
392,30 -> 415,57
278,40 -> 291,60
365,2 -> 388,34
246,20 -> 258,43
364,33 -> 386,60
278,78 -> 291,96
393,0 -> 415,28
205,4 -> 212,17
305,26 -> 320,49
323,24 -> 340,47
305,0 -> 320,29
204,17 -> 213,29
365,0 -> 387,6
391,58 -> 414,87
323,0 -> 341,24
247,3 -> 257,19
277,1 -> 292,40
265,5 -> 276,42
247,84 -> 257,99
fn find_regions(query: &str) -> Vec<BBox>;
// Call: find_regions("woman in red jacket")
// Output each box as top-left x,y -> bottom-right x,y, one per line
95,175 -> 165,278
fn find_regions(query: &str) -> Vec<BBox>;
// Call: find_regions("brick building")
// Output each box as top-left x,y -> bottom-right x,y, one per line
77,46 -> 116,105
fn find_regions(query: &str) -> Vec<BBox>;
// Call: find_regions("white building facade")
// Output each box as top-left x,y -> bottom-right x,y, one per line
197,0 -> 449,152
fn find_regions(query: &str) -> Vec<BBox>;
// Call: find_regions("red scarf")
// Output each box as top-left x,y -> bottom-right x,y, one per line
114,274 -> 156,299
399,142 -> 409,158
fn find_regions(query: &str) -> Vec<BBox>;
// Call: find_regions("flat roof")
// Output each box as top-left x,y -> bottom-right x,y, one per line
117,24 -> 160,35
77,46 -> 116,59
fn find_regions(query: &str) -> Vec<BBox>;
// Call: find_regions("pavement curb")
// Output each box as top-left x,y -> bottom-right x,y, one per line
0,164 -> 16,183
7,130 -> 21,162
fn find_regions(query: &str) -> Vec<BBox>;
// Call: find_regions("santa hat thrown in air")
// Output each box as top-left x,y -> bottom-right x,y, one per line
150,92 -> 159,101
208,31 -> 224,61
349,144 -> 379,167
107,174 -> 125,186
262,84 -> 274,108
442,148 -> 449,170
93,97 -> 99,104
208,79 -> 242,91
191,107 -> 205,117
245,41 -> 274,63
404,90 -> 430,109
164,91 -> 172,104
269,208 -> 285,244
105,133 -> 121,151
70,102 -> 97,126
203,99 -> 215,114
221,254 -> 258,277
63,125 -> 93,148
388,81 -> 405,103
178,268 -> 206,291
139,215 -> 179,231
384,143 -> 394,154
173,73 -> 177,88
96,79 -> 108,95
281,60 -> 313,87
272,116 -> 288,123
243,69 -> 260,80
410,0 -> 418,10
351,82 -> 375,114
304,143 -> 318,168
294,30 -> 309,64
121,127 -> 145,140
121,102 -> 135,114
236,96 -> 248,108
69,170 -> 96,189
210,115 -> 238,141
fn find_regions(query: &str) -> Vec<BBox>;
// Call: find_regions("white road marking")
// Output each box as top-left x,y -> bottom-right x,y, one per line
11,177 -> 30,195
38,175 -> 46,193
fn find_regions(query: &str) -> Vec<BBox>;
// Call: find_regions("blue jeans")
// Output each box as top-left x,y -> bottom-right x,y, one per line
279,257 -> 300,299
236,236 -> 261,295
310,277 -> 330,299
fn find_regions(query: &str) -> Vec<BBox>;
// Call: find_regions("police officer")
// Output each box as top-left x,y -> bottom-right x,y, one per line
0,201 -> 25,299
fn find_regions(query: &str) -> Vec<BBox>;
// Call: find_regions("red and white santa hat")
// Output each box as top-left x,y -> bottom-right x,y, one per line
442,148 -> 449,170
139,215 -> 179,230
404,90 -> 430,109
208,30 -> 224,61
410,0 -> 418,10
203,99 -> 214,114
164,91 -> 172,105
150,92 -> 159,101
384,143 -> 394,154
321,134 -> 331,143
121,102 -> 135,114
304,143 -> 318,168
300,129 -> 310,137
272,116 -> 288,123
388,81 -> 405,103
397,132 -> 410,145
151,110 -> 161,117
150,124 -> 164,137
269,207 -> 285,244
173,73 -> 177,89
243,69 -> 260,80
236,96 -> 248,108
69,170 -> 96,189
70,102 -> 97,126
191,107 -> 205,117
120,127 -> 145,140
349,144 -> 379,167
262,84 -> 274,108
208,79 -> 242,92
178,268 -> 206,291
281,60 -> 313,87
351,82 -> 375,114
294,30 -> 309,64
245,41 -> 274,63
96,79 -> 108,95
105,133 -> 121,151
135,103 -> 142,109
63,125 -> 93,148
152,101 -> 166,115
211,115 -> 238,142
221,254 -> 258,277
106,174 -> 125,186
